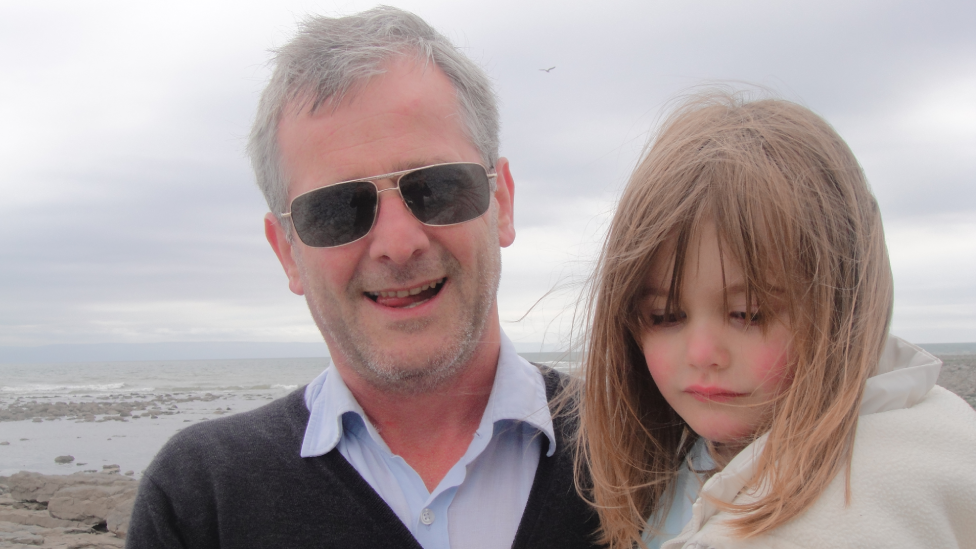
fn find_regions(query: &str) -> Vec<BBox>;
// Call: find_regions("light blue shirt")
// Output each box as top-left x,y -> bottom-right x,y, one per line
644,439 -> 713,549
301,330 -> 556,549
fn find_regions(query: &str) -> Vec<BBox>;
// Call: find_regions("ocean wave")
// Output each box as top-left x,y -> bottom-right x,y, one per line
1,381 -> 302,398
0,382 -> 156,395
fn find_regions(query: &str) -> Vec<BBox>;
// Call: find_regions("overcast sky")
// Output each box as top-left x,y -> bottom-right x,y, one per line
1,0 -> 974,353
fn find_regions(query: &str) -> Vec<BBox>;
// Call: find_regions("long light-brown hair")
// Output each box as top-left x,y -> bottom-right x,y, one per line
576,92 -> 893,548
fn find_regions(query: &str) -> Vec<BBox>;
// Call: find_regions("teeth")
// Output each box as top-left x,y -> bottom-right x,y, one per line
367,278 -> 445,299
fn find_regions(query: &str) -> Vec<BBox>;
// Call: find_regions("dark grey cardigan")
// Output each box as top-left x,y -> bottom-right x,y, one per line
126,368 -> 602,548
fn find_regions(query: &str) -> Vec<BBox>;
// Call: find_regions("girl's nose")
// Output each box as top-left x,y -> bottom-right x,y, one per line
686,321 -> 730,370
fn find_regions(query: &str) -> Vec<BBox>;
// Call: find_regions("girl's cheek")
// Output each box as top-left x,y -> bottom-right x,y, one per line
753,341 -> 793,390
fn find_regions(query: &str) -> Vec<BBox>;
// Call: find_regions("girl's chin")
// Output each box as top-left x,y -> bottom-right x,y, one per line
690,423 -> 756,449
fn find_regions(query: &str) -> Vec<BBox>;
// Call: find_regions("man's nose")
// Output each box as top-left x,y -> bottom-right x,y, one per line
368,190 -> 431,264
686,320 -> 731,370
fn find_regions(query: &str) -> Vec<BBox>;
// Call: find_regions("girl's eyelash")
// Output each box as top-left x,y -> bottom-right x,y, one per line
649,311 -> 686,326
730,310 -> 763,324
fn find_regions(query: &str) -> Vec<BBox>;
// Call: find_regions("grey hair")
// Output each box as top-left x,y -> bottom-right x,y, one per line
247,5 -> 500,219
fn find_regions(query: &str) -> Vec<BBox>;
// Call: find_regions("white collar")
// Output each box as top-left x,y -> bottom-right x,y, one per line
299,329 -> 556,458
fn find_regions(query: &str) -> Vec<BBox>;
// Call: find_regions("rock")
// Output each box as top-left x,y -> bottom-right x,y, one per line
55,455 -> 75,464
105,497 -> 134,538
8,472 -> 68,503
0,521 -> 53,534
123,471 -> 134,477
0,441 -> 9,445
2,472 -> 141,544
102,465 -> 120,475
63,533 -> 125,548
0,520 -> 122,548
8,471 -> 137,504
48,485 -> 135,525
0,530 -> 44,545
0,509 -> 80,528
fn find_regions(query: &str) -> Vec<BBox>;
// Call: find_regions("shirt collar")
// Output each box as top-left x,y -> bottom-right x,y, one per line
485,330 -> 557,456
300,329 -> 556,458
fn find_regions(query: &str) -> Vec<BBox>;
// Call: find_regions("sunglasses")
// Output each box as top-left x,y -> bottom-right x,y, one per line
282,162 -> 497,248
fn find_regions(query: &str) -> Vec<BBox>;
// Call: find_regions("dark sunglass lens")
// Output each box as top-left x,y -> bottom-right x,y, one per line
289,181 -> 377,247
399,164 -> 491,226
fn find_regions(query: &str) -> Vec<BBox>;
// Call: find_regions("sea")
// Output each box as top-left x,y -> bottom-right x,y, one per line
0,358 -> 331,477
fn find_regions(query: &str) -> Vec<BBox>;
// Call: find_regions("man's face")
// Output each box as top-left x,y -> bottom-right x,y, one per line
266,58 -> 515,394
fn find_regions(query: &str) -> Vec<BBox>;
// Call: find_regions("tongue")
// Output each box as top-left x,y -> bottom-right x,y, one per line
374,286 -> 440,308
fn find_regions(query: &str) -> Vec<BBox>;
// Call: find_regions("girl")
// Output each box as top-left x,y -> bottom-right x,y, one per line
577,93 -> 976,549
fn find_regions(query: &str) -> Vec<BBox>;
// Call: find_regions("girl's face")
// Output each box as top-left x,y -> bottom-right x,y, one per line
637,222 -> 792,452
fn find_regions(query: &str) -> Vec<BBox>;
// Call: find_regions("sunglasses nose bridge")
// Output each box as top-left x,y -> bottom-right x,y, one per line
375,186 -> 402,196
374,182 -> 422,226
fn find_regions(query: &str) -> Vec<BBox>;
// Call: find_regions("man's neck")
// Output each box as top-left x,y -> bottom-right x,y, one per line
336,330 -> 502,492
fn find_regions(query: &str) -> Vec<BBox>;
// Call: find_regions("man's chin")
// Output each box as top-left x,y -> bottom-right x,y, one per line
355,345 -> 475,395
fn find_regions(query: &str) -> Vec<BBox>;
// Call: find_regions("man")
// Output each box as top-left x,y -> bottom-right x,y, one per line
126,7 -> 600,549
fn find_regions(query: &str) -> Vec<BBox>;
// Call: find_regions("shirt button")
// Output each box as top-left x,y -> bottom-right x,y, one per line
420,508 -> 435,525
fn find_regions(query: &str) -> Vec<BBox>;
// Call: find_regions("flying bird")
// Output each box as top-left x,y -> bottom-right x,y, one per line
539,66 -> 555,73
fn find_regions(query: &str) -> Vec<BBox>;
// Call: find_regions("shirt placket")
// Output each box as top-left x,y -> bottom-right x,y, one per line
411,487 -> 456,549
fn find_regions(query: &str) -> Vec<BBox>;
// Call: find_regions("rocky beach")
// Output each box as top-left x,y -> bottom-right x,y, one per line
0,389 -> 290,548
936,354 -> 976,408
0,471 -> 134,548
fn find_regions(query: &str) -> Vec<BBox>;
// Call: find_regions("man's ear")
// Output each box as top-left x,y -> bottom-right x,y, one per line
493,157 -> 515,248
264,213 -> 305,295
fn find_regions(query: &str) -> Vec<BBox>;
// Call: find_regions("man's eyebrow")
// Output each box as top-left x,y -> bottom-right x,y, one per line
333,159 -> 456,184
389,158 -> 456,173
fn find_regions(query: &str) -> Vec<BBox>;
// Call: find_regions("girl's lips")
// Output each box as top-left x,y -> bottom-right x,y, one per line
685,386 -> 748,403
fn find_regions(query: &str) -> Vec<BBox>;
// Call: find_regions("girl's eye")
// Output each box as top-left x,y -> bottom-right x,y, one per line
649,311 -> 686,327
730,310 -> 763,325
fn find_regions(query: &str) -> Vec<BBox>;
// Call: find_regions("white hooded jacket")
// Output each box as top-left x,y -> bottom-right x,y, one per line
661,336 -> 976,549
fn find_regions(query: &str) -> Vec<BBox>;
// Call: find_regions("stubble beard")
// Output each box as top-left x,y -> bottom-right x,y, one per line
300,241 -> 501,396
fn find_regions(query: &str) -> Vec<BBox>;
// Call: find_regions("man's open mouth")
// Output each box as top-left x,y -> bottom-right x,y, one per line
365,277 -> 446,309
